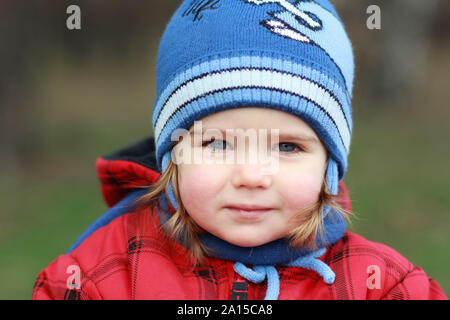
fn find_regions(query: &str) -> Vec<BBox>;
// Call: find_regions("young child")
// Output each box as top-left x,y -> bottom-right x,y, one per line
33,0 -> 447,300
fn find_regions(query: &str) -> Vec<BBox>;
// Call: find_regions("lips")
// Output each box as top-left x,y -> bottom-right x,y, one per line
226,205 -> 273,211
225,205 -> 273,219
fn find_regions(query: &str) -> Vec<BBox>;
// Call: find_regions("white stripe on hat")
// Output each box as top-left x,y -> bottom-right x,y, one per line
154,68 -> 351,153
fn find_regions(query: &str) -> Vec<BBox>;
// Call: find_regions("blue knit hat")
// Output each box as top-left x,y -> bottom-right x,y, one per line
152,0 -> 354,206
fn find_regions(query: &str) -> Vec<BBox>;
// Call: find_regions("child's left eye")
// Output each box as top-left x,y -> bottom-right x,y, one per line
275,142 -> 302,153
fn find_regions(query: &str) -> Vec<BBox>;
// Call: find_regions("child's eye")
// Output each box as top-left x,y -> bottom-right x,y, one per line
275,142 -> 302,153
202,139 -> 231,150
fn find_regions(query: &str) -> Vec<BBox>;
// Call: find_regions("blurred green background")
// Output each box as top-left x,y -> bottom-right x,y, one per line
0,0 -> 449,299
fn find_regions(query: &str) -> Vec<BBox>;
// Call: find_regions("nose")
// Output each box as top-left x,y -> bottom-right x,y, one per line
231,163 -> 273,190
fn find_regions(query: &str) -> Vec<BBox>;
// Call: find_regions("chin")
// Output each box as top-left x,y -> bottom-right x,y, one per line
225,236 -> 275,248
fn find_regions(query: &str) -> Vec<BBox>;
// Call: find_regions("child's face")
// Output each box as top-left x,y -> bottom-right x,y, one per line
175,107 -> 328,247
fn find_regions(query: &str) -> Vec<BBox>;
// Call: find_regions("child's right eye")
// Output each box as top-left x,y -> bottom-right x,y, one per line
202,139 -> 231,150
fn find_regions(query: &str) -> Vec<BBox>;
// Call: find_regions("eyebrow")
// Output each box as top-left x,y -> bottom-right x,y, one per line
277,132 -> 320,144
189,126 -> 319,144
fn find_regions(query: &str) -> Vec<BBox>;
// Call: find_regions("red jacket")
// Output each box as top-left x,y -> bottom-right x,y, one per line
32,138 -> 447,300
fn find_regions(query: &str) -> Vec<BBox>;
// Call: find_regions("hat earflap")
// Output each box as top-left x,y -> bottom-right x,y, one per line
162,151 -> 179,212
326,157 -> 339,196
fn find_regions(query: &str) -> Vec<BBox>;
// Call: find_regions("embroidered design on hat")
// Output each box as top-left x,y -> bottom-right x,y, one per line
245,0 -> 323,42
242,0 -> 353,94
182,0 -> 222,22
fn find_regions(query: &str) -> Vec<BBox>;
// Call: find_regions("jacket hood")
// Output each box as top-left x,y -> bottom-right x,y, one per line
96,136 -> 352,213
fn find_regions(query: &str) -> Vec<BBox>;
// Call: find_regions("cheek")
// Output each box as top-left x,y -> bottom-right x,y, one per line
280,172 -> 323,210
178,165 -> 225,210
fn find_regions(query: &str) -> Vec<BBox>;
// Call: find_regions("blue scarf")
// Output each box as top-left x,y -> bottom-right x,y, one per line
156,192 -> 347,299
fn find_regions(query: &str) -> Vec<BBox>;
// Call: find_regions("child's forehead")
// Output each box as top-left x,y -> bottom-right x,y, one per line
194,107 -> 316,133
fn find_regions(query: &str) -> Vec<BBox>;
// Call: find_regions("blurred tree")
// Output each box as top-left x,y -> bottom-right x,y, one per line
0,0 -> 180,172
0,1 -> 44,172
370,0 -> 440,103
335,0 -> 445,107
